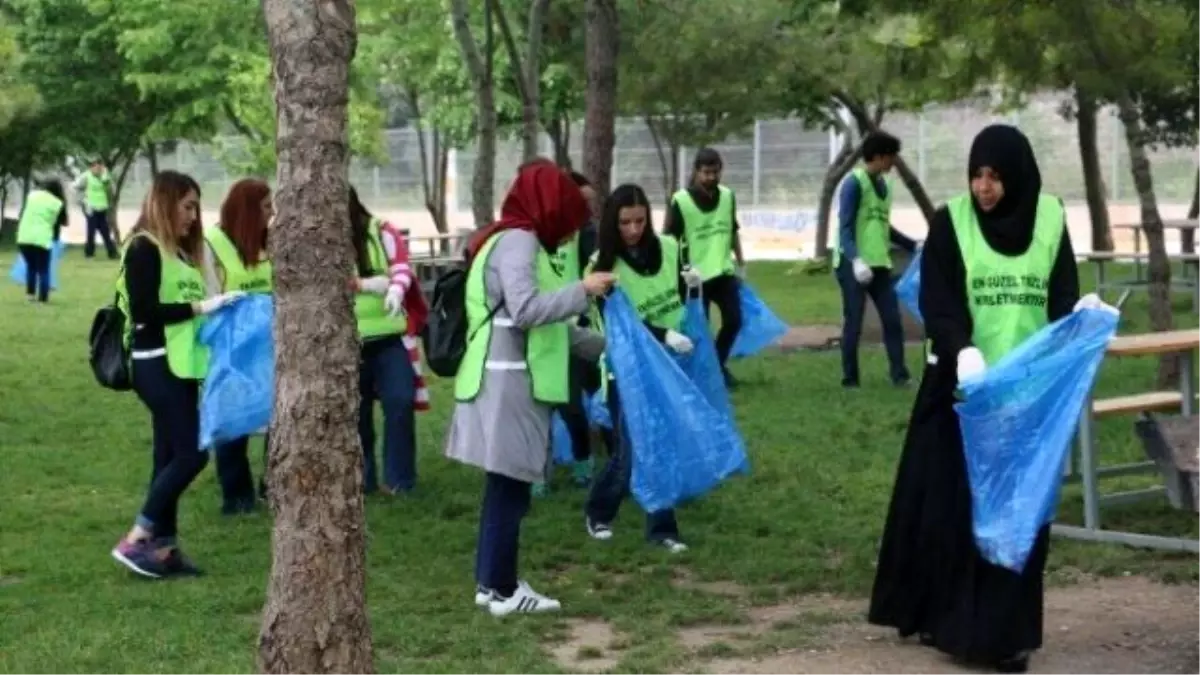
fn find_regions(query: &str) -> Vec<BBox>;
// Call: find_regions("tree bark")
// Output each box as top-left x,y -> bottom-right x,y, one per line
450,0 -> 497,227
145,142 -> 160,178
489,0 -> 551,163
547,114 -> 571,168
814,142 -> 859,258
1184,168 -> 1197,253
258,1 -> 373,673
582,0 -> 618,199
1075,90 -> 1113,251
644,116 -> 675,204
1115,95 -> 1177,388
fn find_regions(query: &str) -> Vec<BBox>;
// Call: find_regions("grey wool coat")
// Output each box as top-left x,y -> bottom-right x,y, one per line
444,229 -> 605,483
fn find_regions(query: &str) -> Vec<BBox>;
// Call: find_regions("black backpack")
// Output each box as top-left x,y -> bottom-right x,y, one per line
89,299 -> 133,391
422,265 -> 502,378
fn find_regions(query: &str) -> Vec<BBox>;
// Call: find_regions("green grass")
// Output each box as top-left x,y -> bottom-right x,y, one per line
0,249 -> 1196,673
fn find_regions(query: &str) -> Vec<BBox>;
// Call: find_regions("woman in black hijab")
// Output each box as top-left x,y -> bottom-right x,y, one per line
866,125 -> 1080,673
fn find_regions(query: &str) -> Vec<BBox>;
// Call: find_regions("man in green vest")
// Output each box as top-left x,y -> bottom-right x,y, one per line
73,159 -> 118,259
664,147 -> 746,387
833,131 -> 918,389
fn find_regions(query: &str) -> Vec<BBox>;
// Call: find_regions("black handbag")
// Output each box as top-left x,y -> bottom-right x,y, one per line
88,290 -> 133,392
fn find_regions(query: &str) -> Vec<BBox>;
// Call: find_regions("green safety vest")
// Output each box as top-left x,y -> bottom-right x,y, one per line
116,232 -> 210,380
85,171 -> 111,211
950,192 -> 1064,365
16,189 -> 64,249
834,168 -> 893,268
204,225 -> 273,293
454,232 -> 571,405
674,185 -> 735,281
549,233 -> 582,281
611,235 -> 685,332
355,218 -> 408,339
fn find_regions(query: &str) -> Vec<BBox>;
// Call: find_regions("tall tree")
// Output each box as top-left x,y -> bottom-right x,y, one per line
490,0 -> 552,162
449,0 -> 499,226
258,0 -> 372,672
581,0 -> 618,198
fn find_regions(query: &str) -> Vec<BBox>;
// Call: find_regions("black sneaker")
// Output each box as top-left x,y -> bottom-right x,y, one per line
162,548 -> 204,577
585,518 -> 613,541
722,369 -> 740,389
841,378 -> 860,388
893,375 -> 912,388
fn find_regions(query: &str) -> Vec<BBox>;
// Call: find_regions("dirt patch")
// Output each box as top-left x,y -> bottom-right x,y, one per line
694,577 -> 1198,674
778,325 -> 842,351
671,569 -> 751,598
549,618 -> 624,673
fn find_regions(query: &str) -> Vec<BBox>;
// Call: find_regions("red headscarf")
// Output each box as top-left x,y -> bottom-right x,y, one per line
465,159 -> 590,261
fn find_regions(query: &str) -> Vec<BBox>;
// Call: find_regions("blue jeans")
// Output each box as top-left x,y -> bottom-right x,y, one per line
836,259 -> 909,385
215,433 -> 269,508
475,472 -> 532,597
358,337 -> 417,492
585,381 -> 680,541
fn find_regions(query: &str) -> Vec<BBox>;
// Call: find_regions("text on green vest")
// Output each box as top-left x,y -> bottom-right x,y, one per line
205,225 -> 273,293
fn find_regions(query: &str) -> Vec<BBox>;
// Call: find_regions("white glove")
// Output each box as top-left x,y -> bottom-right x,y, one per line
681,266 -> 703,289
197,290 -> 246,315
664,330 -> 694,355
956,346 -> 987,384
383,284 -> 405,317
736,264 -> 747,280
358,276 -> 390,295
1073,292 -> 1119,316
852,258 -> 874,285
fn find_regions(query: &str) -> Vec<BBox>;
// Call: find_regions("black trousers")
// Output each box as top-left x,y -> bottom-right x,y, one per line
701,273 -> 743,367
18,244 -> 51,302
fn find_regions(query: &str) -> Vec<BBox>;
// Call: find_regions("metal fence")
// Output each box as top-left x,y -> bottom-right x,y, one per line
107,93 -> 1199,213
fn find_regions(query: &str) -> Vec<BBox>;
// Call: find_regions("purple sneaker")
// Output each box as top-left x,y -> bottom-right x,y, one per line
111,538 -> 168,579
162,548 -> 204,577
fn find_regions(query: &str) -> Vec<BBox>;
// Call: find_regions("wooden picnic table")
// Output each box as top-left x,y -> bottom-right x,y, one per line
1053,328 -> 1199,552
1111,218 -> 1198,277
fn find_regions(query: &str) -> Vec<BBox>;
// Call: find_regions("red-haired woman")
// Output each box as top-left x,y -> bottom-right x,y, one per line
202,178 -> 274,515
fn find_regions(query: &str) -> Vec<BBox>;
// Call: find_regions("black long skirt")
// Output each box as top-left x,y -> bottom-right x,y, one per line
867,362 -> 1049,666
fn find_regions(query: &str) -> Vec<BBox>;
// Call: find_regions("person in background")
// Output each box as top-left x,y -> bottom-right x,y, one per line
868,125 -> 1082,673
833,131 -> 917,388
74,159 -> 118,259
584,183 -> 702,553
664,147 -> 745,388
349,186 -> 420,495
15,178 -> 67,303
201,178 -> 274,515
110,171 -> 245,579
446,160 -> 613,616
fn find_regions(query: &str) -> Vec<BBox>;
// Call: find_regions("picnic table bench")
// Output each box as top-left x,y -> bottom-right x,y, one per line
1052,328 -> 1199,552
1083,251 -> 1199,311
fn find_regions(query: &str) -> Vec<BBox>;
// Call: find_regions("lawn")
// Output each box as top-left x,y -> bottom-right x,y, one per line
0,249 -> 1195,673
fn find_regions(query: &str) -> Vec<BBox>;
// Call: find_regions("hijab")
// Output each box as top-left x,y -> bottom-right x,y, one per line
465,160 -> 590,261
967,124 -> 1043,254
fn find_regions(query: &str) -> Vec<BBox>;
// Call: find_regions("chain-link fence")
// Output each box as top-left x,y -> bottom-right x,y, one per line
89,92 -> 1200,213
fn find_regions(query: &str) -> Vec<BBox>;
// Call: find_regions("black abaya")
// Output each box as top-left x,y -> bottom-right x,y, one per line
867,125 -> 1080,669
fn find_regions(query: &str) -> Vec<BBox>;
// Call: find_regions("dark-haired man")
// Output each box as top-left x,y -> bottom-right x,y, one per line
833,131 -> 918,388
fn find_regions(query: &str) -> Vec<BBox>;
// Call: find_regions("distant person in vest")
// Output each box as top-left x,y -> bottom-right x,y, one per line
834,131 -> 918,388
583,183 -> 703,553
15,178 -> 67,303
348,186 -> 420,495
868,125 -> 1081,673
446,160 -> 614,616
110,171 -> 246,579
201,178 -> 274,514
73,159 -> 118,259
664,148 -> 745,388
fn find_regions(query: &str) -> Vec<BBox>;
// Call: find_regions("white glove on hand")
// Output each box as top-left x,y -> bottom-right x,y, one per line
198,290 -> 246,315
956,346 -> 987,384
665,330 -> 694,355
358,276 -> 390,295
852,258 -> 874,285
1073,292 -> 1119,316
383,284 -> 405,317
681,266 -> 703,289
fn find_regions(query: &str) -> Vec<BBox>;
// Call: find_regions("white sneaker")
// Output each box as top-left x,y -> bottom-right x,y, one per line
586,517 -> 613,541
474,585 -> 494,607
488,581 -> 562,617
660,538 -> 688,554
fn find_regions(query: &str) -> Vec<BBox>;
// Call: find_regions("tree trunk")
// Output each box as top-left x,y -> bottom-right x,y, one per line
450,0 -> 497,227
645,116 -> 673,204
1075,90 -> 1113,252
146,142 -> 160,178
582,0 -> 618,199
110,151 -> 138,244
1184,168 -> 1197,253
547,114 -> 571,168
891,155 -> 936,225
1115,96 -> 1176,388
258,1 -> 373,673
489,0 -> 551,163
814,143 -> 858,258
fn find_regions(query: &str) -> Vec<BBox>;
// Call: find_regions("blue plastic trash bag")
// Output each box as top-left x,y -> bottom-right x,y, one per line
198,295 -> 275,450
9,240 -> 66,290
551,411 -> 574,465
585,389 -> 612,429
955,307 -> 1119,572
675,297 -> 735,417
603,290 -> 748,512
894,248 -> 922,324
729,281 -> 788,359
